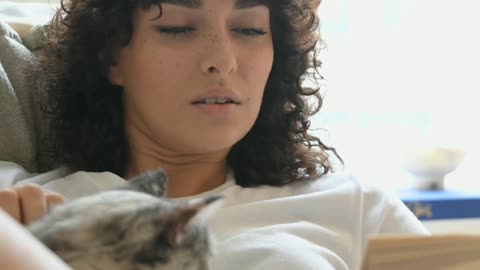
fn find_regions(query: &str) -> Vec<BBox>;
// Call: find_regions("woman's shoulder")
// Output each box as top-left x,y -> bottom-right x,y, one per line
286,172 -> 414,209
222,171 -> 429,235
300,172 -> 429,235
221,172 -> 380,207
287,173 -> 421,222
239,172 -> 386,201
288,171 -> 363,194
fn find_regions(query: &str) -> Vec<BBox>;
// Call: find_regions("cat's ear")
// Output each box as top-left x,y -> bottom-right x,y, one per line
119,169 -> 168,197
166,195 -> 224,246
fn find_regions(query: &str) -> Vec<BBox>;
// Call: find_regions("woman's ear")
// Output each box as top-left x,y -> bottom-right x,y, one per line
107,49 -> 124,86
100,48 -> 124,86
109,62 -> 124,86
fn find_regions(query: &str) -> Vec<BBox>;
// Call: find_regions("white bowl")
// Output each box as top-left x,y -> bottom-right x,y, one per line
402,146 -> 465,190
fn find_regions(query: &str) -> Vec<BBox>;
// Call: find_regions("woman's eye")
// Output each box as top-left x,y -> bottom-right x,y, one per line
157,27 -> 195,36
156,26 -> 267,38
235,28 -> 268,37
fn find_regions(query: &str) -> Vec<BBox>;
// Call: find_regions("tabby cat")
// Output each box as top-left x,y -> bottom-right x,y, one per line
28,170 -> 223,270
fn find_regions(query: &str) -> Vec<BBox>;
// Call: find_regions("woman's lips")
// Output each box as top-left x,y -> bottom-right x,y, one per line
192,102 -> 239,119
191,88 -> 241,104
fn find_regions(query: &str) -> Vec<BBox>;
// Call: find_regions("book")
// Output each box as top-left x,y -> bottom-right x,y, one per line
362,234 -> 480,270
397,189 -> 480,220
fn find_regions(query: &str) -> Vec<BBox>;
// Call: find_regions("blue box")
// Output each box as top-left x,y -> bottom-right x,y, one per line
397,189 -> 480,220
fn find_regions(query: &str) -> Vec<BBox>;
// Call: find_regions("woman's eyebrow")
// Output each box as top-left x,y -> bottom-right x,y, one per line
161,0 -> 264,9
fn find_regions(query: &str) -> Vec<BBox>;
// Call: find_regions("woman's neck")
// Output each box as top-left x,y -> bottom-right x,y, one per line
124,149 -> 229,198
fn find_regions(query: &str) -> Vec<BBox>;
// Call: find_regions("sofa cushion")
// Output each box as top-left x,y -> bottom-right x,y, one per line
0,22 -> 49,172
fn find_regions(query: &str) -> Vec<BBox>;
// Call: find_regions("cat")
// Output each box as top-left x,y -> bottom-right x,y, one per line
28,169 -> 223,270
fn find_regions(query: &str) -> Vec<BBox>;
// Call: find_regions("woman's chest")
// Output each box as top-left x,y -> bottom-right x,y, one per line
208,200 -> 361,270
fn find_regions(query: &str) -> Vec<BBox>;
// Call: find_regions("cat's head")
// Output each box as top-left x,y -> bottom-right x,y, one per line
28,169 -> 223,270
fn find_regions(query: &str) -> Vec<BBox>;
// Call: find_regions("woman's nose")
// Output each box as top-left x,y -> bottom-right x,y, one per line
200,32 -> 238,76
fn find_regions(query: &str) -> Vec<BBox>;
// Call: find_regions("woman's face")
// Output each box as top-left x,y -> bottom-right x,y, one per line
110,0 -> 273,155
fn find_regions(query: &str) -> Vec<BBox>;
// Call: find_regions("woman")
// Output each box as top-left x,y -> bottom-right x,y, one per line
0,0 -> 429,269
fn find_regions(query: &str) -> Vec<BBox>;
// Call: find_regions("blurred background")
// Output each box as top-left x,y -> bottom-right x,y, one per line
312,0 -> 480,191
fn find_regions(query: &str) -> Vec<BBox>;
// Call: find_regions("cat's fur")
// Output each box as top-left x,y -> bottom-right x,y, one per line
28,170 -> 223,270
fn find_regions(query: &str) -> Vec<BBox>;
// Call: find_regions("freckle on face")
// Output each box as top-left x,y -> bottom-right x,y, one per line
207,33 -> 216,42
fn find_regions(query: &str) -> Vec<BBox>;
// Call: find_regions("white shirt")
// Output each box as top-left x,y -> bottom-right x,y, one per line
0,161 -> 430,270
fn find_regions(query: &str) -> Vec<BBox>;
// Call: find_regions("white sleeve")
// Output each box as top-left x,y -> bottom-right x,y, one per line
360,183 -> 430,236
377,191 -> 431,235
0,161 -> 32,187
358,186 -> 430,264
0,161 -> 69,188
359,181 -> 430,237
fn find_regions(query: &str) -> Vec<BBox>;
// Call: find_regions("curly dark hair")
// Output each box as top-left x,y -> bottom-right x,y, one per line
35,0 -> 342,187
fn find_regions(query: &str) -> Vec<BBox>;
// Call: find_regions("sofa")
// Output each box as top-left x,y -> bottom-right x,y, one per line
0,1 -> 56,172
